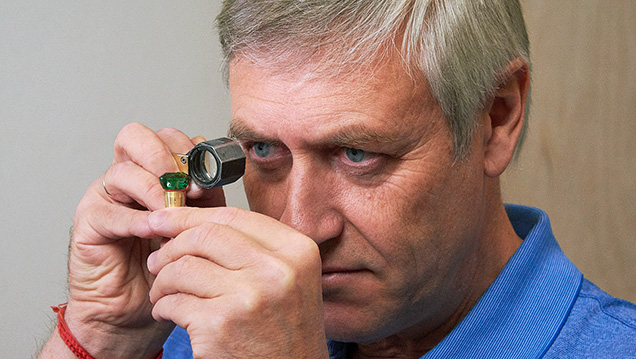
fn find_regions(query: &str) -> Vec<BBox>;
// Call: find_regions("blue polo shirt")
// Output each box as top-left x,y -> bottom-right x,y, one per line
163,205 -> 636,358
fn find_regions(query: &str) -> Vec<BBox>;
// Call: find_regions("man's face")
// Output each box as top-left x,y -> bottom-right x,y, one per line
229,57 -> 489,342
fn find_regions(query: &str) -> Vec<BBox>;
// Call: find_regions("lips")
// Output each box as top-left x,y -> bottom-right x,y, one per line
320,257 -> 375,291
321,265 -> 366,276
321,266 -> 370,285
322,267 -> 355,275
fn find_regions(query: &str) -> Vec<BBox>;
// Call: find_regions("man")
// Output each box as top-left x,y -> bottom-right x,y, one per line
40,0 -> 636,358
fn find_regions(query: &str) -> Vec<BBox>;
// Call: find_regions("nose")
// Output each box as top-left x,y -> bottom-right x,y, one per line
278,159 -> 344,245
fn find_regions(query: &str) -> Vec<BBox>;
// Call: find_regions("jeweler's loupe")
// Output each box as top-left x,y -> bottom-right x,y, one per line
173,138 -> 246,189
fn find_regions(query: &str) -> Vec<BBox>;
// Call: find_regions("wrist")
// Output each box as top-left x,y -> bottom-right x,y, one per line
38,324 -> 77,359
52,303 -> 166,359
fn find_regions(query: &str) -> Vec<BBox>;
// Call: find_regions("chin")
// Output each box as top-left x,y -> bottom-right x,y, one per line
323,303 -> 397,343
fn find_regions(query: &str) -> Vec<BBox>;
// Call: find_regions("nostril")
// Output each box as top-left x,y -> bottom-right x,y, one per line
281,207 -> 344,247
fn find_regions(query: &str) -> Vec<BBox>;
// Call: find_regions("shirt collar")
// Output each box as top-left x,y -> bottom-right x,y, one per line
329,204 -> 583,359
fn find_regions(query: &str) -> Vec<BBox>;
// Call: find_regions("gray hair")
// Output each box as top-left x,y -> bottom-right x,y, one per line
216,0 -> 531,159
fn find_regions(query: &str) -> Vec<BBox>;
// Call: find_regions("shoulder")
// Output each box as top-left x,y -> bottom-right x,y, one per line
576,279 -> 636,328
545,279 -> 636,358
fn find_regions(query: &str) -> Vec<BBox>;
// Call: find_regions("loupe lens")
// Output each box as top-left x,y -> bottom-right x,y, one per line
187,138 -> 246,189
203,150 -> 218,180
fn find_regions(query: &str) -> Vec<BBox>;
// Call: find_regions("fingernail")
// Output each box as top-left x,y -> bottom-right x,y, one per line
147,210 -> 165,230
147,251 -> 158,272
190,181 -> 202,192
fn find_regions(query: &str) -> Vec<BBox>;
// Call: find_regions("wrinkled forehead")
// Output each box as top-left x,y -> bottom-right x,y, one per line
227,50 -> 425,103
226,54 -> 446,154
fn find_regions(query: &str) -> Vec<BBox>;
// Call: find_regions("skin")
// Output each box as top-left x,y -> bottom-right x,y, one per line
227,56 -> 527,356
39,52 -> 529,359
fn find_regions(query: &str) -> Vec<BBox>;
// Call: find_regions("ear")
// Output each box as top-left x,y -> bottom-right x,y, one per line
483,58 -> 530,177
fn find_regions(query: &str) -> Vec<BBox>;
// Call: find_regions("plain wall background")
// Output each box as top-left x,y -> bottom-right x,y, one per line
502,1 -> 636,303
0,1 -> 634,358
1,1 -> 246,356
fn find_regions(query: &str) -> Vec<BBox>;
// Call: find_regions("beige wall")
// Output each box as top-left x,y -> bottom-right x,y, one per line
0,2 -> 237,356
504,1 -> 636,301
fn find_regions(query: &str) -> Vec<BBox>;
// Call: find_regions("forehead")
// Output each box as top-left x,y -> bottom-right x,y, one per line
227,57 -> 444,148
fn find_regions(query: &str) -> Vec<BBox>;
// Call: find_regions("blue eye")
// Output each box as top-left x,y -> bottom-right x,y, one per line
345,148 -> 366,163
253,142 -> 271,158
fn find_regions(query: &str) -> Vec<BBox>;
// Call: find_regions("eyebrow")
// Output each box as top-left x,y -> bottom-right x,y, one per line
229,119 -> 413,152
327,123 -> 403,148
228,120 -> 281,144
228,121 -> 256,140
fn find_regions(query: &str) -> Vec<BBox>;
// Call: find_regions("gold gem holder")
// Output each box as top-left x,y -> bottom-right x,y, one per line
164,191 -> 186,208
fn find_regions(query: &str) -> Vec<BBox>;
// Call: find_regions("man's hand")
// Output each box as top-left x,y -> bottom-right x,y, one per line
147,206 -> 329,359
41,123 -> 225,358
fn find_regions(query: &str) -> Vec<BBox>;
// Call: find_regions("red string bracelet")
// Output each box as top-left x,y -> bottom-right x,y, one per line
52,303 -> 163,359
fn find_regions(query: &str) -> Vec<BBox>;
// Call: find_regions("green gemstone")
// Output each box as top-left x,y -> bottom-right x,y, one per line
159,172 -> 190,191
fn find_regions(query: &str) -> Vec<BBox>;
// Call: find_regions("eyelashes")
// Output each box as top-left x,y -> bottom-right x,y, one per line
338,148 -> 385,177
243,141 -> 291,171
244,141 -> 386,177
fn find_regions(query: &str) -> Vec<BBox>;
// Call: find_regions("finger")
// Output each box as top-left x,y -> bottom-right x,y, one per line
156,127 -> 197,155
75,190 -> 159,244
149,255 -> 228,304
151,291 -> 240,351
147,221 -> 267,274
191,135 -> 207,145
113,123 -> 180,177
148,207 -> 298,249
102,161 -> 166,211
151,292 -> 219,327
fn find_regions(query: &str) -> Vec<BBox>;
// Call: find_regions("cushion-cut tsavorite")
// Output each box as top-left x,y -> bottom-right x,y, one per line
159,172 -> 190,191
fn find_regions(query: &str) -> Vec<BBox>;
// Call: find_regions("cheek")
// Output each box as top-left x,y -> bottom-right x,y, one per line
242,167 -> 287,218
344,164 -> 441,231
338,175 -> 432,264
340,159 -> 471,275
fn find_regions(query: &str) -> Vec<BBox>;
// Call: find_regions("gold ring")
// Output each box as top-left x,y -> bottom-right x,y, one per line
102,176 -> 114,199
